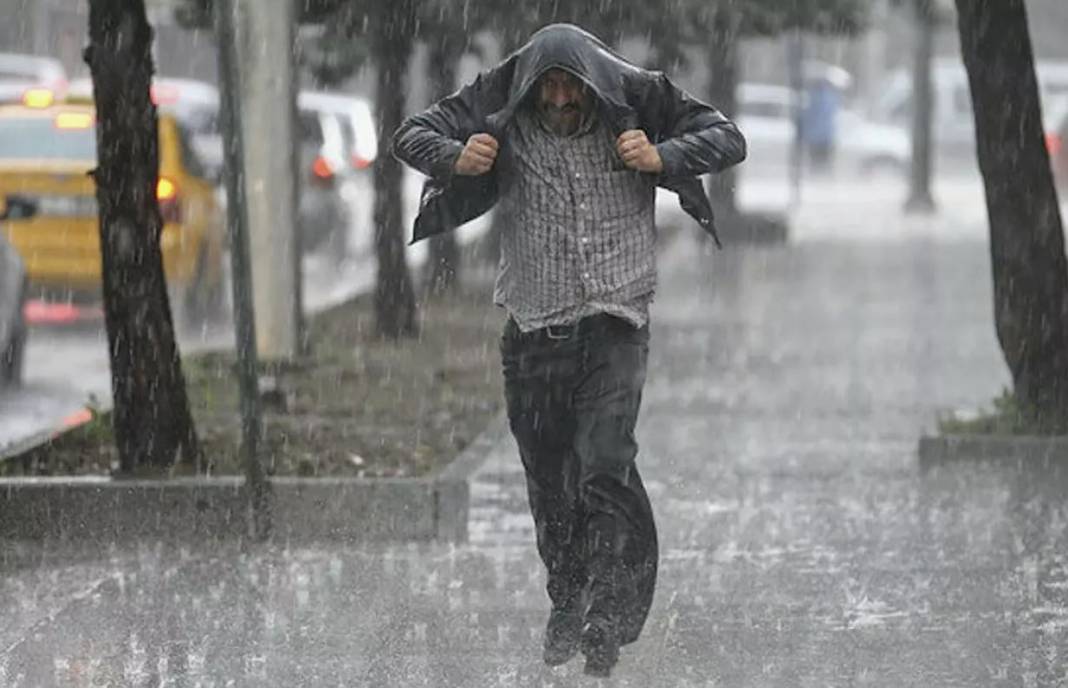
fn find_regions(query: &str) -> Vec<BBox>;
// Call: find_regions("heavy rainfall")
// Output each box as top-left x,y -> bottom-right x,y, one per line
0,0 -> 1067,685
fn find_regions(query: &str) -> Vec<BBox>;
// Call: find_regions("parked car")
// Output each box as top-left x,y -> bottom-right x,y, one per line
69,76 -> 224,181
296,106 -> 350,256
69,78 -> 352,257
0,200 -> 28,387
735,83 -> 798,171
1044,93 -> 1068,190
297,90 -> 378,176
0,99 -> 227,325
735,82 -> 909,176
0,52 -> 67,105
872,57 -> 1068,170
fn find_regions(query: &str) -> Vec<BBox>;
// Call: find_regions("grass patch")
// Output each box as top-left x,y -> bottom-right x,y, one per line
4,280 -> 505,479
937,388 -> 1057,436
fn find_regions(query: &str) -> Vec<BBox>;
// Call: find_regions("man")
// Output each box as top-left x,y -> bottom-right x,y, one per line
393,23 -> 745,677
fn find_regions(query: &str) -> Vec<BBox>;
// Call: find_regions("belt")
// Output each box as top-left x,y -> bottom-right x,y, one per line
511,313 -> 619,341
545,323 -> 575,340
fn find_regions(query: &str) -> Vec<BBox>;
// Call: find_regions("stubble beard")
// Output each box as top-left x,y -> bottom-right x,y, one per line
540,104 -> 583,137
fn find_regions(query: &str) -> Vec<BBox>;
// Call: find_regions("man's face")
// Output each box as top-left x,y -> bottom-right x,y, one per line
537,68 -> 590,135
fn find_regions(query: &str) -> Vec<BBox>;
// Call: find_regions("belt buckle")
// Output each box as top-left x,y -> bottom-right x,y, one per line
545,323 -> 574,340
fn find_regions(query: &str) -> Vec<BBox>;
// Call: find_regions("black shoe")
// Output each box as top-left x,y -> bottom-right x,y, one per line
581,621 -> 620,677
542,607 -> 583,666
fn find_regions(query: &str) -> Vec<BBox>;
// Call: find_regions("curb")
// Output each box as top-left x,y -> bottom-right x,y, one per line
918,433 -> 1068,470
716,211 -> 790,246
432,413 -> 510,541
0,414 -> 509,546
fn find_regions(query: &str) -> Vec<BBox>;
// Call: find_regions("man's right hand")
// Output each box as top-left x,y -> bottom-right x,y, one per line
453,133 -> 499,176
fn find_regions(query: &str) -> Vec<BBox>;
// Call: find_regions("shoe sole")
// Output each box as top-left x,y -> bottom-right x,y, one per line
580,624 -> 618,678
543,646 -> 579,666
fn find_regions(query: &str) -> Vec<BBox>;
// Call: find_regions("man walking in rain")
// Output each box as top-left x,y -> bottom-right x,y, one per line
393,23 -> 745,677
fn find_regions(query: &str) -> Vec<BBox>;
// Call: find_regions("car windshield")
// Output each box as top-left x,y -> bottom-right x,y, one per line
160,102 -> 219,136
1043,94 -> 1068,129
0,117 -> 96,161
0,72 -> 37,83
338,113 -> 355,153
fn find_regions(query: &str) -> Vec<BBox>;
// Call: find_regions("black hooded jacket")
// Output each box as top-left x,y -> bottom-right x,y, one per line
391,23 -> 747,247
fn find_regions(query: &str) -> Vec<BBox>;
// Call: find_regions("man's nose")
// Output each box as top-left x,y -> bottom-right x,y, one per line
549,89 -> 571,108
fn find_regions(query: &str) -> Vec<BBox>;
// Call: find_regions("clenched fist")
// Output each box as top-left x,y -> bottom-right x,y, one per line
616,129 -> 663,173
453,133 -> 499,176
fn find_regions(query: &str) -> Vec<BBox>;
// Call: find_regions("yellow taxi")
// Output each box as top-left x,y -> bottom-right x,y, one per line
0,92 -> 226,323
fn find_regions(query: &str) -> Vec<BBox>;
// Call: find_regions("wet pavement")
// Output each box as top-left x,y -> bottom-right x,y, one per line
4,195 -> 1068,687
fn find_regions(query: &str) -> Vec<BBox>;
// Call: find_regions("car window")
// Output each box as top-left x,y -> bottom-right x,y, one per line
173,123 -> 208,180
337,113 -> 355,154
1044,94 -> 1068,130
739,99 -> 791,120
953,86 -> 972,116
165,104 -> 219,137
0,116 -> 96,160
297,111 -> 324,146
0,72 -> 36,83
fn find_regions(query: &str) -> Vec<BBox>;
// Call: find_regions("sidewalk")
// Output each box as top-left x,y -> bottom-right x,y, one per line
4,203 -> 1068,686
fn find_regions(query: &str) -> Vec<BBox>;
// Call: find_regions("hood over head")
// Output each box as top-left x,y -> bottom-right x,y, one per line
486,24 -> 642,133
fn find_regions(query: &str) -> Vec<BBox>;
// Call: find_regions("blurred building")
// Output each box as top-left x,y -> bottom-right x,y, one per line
0,0 -> 216,82
735,0 -> 1068,111
3,0 -> 1068,116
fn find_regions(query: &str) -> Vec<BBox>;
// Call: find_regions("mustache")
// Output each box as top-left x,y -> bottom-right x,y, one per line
542,102 -> 581,114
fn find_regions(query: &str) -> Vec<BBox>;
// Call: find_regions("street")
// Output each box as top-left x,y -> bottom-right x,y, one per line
4,1 -> 1068,684
0,168 -> 1019,458
6,192 -> 1066,685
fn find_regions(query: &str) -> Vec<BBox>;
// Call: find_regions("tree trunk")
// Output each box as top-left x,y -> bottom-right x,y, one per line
905,0 -> 937,213
704,5 -> 740,217
371,0 -> 418,338
85,0 -> 201,472
425,36 -> 462,296
956,0 -> 1068,431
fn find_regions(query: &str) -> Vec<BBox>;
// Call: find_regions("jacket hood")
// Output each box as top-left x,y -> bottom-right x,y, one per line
486,24 -> 641,134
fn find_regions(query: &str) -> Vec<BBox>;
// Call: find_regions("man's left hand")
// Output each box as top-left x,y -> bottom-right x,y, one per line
616,130 -> 663,173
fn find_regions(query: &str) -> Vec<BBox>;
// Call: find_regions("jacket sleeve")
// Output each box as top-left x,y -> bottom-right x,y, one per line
647,74 -> 747,178
391,59 -> 514,185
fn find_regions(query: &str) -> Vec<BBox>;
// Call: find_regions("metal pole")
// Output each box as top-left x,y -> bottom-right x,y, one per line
236,0 -> 301,362
214,0 -> 269,542
905,0 -> 937,213
788,29 -> 806,209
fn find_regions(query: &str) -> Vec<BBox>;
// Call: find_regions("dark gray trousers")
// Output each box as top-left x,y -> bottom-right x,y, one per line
500,313 -> 658,645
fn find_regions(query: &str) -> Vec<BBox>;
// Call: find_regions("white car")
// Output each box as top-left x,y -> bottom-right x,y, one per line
838,109 -> 910,175
296,91 -> 378,179
736,82 -> 909,176
735,83 -> 799,173
0,52 -> 67,105
872,57 -> 1068,168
